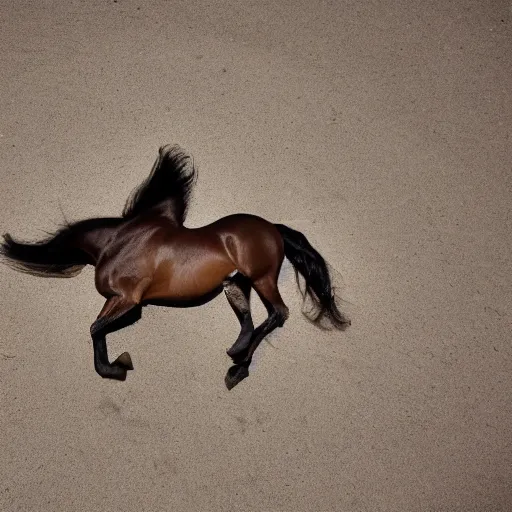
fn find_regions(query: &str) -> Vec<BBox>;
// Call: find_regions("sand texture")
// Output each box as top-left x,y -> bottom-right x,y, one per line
0,1 -> 510,510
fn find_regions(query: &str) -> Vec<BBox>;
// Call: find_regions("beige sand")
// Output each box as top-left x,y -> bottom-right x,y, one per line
0,1 -> 510,510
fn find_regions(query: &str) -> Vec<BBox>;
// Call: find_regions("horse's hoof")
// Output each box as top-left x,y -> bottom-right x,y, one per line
225,365 -> 249,390
113,352 -> 134,370
111,368 -> 128,381
228,352 -> 247,366
100,366 -> 128,381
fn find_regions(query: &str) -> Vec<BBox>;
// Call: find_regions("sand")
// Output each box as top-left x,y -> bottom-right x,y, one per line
0,1 -> 510,510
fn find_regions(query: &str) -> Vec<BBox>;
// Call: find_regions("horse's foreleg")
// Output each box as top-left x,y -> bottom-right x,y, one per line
225,274 -> 289,390
223,272 -> 254,358
90,296 -> 141,381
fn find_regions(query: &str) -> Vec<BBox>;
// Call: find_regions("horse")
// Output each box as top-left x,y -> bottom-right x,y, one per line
0,145 -> 350,389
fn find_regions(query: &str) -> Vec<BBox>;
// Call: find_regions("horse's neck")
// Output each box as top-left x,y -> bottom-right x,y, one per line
152,201 -> 183,225
76,219 -> 124,264
76,207 -> 183,264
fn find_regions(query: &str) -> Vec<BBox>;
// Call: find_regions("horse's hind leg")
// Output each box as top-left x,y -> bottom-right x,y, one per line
90,296 -> 141,381
225,274 -> 289,390
224,272 -> 254,358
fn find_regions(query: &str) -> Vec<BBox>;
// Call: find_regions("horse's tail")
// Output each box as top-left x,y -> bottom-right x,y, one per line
0,218 -> 121,278
275,223 -> 350,330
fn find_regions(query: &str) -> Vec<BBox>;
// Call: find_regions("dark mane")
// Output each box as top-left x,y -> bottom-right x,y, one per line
122,144 -> 197,224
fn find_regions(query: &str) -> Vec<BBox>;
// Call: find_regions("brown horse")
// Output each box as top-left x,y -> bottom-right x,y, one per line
0,145 -> 350,389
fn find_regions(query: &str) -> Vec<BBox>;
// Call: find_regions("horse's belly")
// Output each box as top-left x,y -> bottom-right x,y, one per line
144,259 -> 235,301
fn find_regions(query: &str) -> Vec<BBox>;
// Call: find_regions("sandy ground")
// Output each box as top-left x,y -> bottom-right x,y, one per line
0,1 -> 510,510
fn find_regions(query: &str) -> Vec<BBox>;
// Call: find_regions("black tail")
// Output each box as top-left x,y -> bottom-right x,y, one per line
122,144 -> 197,224
275,224 -> 350,330
0,217 -> 121,278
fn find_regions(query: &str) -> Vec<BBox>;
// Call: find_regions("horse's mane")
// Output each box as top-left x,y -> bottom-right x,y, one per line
122,144 -> 197,225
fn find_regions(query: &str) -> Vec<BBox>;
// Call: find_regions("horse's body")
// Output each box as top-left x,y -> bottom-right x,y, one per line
1,145 -> 349,389
93,213 -> 284,303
